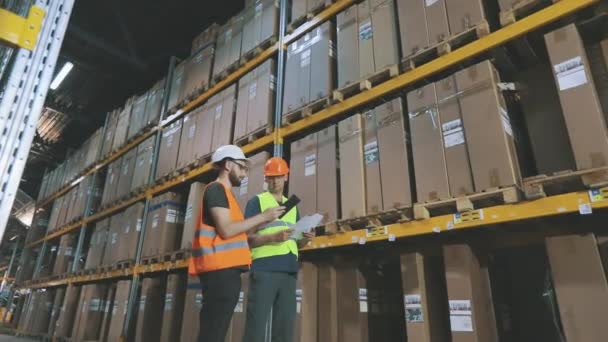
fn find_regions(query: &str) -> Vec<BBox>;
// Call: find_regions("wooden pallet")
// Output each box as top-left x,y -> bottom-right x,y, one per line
413,186 -> 521,220
162,249 -> 189,262
324,207 -> 412,233
141,255 -> 160,266
240,36 -> 278,65
212,61 -> 241,83
523,167 -> 608,200
113,259 -> 134,271
286,0 -> 334,33
332,64 -> 400,102
234,126 -> 273,147
282,96 -> 331,126
402,21 -> 490,72
500,0 -> 555,26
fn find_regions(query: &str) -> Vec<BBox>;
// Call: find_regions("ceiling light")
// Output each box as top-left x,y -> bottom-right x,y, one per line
9,235 -> 17,241
50,62 -> 74,90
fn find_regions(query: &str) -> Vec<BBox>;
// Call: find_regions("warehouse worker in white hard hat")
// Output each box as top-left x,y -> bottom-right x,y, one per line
188,145 -> 285,342
242,157 -> 315,342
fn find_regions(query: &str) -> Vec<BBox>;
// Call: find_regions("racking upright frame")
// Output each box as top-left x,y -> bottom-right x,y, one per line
8,0 -> 608,339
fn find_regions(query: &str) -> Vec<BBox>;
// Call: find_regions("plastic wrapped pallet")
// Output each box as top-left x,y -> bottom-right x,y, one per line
282,21 -> 335,116
131,136 -> 155,192
160,273 -> 187,342
116,148 -> 136,199
156,119 -> 183,179
85,219 -> 109,270
241,0 -> 278,56
134,277 -> 164,342
128,92 -> 149,141
234,60 -> 276,141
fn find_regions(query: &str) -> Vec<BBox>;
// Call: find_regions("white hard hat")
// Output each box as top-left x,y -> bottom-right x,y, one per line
211,145 -> 250,164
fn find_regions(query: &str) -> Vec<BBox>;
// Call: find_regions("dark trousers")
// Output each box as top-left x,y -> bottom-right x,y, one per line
198,268 -> 242,342
242,271 -> 297,342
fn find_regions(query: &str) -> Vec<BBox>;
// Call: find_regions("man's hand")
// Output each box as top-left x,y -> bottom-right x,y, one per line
262,206 -> 285,223
302,231 -> 316,241
271,229 -> 294,243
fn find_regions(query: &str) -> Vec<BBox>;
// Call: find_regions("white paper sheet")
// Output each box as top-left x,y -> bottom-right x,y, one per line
290,214 -> 324,240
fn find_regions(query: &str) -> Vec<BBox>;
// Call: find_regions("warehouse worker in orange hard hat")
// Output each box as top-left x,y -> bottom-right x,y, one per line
242,157 -> 315,342
188,145 -> 285,342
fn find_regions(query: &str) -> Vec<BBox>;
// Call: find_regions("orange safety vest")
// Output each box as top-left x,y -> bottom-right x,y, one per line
188,181 -> 251,275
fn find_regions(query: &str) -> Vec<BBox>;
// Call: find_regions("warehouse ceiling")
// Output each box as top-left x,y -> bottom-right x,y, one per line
19,0 -> 245,198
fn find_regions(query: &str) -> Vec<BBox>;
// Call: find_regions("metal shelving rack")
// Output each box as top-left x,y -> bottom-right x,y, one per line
6,0 -> 607,339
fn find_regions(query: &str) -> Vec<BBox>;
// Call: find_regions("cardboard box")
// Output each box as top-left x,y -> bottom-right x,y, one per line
377,98 -> 413,209
316,125 -> 339,223
436,76 -> 475,197
102,158 -> 122,206
48,287 -> 66,336
177,111 -> 198,169
103,212 -> 124,266
310,22 -> 336,102
116,148 -> 136,199
73,284 -> 108,341
213,20 -> 233,79
227,273 -> 249,342
194,101 -> 216,160
248,60 -> 275,136
212,85 -> 237,151
160,273 -> 187,342
283,39 -> 302,113
181,277 -> 203,342
121,202 -> 145,262
142,192 -> 185,258
546,234 -> 608,342
131,136 -> 155,192
339,114 -> 366,219
181,45 -> 214,101
191,24 -> 219,54
145,79 -> 166,126
443,244 -> 498,342
370,0 -> 399,71
455,61 -> 521,191
84,128 -> 103,168
395,0 -> 429,57
290,133 -> 318,217
230,13 -> 245,66
242,0 -> 278,55
545,24 -> 608,170
445,0 -> 487,35
167,61 -> 186,110
156,119 -> 183,179
85,219 -> 109,270
425,0 -> 450,45
234,151 -> 269,211
101,110 -> 119,158
112,100 -> 133,152
400,250 -> 450,342
294,262 -> 318,342
135,277 -> 165,342
106,280 -> 132,342
337,5 -> 360,88
99,284 -> 116,342
358,1 -> 375,79
128,92 -> 149,140
514,63 -> 575,174
234,70 -> 252,141
182,182 -> 206,250
363,110 -> 383,214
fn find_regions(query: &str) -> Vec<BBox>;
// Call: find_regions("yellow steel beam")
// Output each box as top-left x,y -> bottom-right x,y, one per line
0,6 -> 44,50
302,189 -> 608,251
283,0 -> 356,45
280,0 -> 599,139
37,128 -> 157,209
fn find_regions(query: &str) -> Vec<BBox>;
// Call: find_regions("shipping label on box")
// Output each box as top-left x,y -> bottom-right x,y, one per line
359,288 -> 368,313
442,119 -> 465,148
240,177 -> 249,196
359,21 -> 373,40
364,140 -> 379,164
305,154 -> 316,176
404,294 -> 424,323
296,289 -> 303,313
449,299 -> 473,332
554,56 -> 588,91
165,293 -> 174,311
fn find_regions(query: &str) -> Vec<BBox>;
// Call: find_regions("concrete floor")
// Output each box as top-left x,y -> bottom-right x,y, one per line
0,335 -> 33,342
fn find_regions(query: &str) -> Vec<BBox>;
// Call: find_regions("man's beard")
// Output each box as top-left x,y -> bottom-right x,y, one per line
229,171 -> 242,187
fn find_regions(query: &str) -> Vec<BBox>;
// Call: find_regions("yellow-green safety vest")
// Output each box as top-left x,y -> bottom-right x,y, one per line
251,192 -> 299,260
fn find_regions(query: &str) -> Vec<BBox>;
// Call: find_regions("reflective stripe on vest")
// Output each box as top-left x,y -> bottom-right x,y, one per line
251,192 -> 298,260
188,181 -> 251,275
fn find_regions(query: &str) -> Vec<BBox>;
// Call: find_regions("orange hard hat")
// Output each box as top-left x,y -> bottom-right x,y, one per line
264,157 -> 290,176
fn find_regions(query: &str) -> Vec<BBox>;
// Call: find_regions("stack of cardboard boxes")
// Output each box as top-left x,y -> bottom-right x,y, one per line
85,219 -> 108,270
53,285 -> 81,339
234,60 -> 276,141
106,280 -> 132,341
213,15 -> 244,80
142,192 -> 185,259
160,273 -> 187,342
289,125 -> 339,223
409,60 -> 521,203
71,284 -> 109,341
234,151 -> 270,210
52,234 -> 74,275
283,22 -> 336,115
134,277 -> 165,342
131,136 -> 156,192
241,0 -> 279,56
336,0 -> 399,88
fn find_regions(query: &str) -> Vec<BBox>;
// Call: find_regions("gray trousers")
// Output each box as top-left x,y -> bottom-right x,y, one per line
242,271 -> 297,342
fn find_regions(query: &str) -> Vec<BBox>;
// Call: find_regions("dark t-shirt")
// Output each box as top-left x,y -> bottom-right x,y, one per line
245,196 -> 300,274
202,183 -> 229,226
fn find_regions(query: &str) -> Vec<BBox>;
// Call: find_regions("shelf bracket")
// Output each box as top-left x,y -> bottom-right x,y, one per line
0,6 -> 45,50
